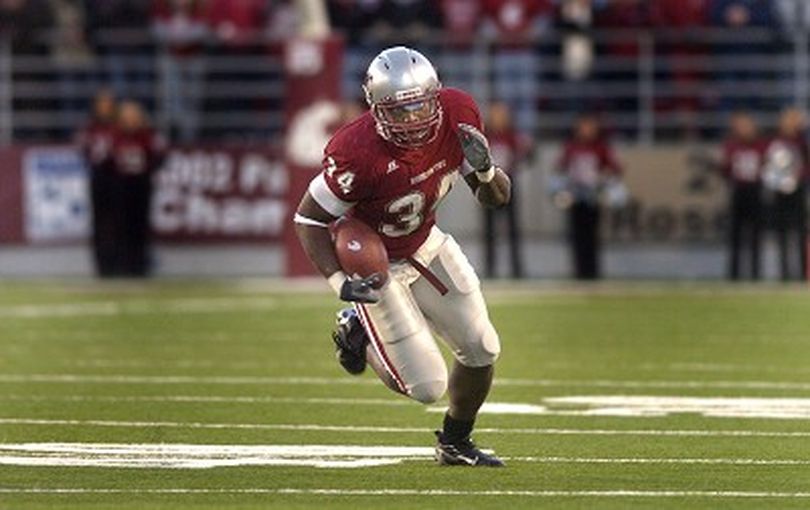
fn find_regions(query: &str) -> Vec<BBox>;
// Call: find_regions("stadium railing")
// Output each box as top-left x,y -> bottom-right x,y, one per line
0,25 -> 806,144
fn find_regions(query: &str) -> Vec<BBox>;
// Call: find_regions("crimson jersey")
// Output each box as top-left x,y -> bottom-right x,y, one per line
721,138 -> 765,184
311,88 -> 482,260
557,140 -> 622,189
111,128 -> 167,177
77,120 -> 116,169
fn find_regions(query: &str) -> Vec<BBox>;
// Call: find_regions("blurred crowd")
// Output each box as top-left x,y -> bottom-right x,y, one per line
0,1 -> 806,140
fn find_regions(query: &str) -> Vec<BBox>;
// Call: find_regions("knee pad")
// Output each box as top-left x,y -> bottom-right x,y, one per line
456,312 -> 501,368
408,378 -> 448,404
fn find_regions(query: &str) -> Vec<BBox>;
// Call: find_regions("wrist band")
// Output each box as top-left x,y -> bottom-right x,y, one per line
327,271 -> 347,295
476,165 -> 496,183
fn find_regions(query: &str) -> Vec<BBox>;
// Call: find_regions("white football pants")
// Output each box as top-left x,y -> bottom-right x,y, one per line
353,227 -> 501,404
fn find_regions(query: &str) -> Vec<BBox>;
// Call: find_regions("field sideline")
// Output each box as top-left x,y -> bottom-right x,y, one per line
0,279 -> 809,509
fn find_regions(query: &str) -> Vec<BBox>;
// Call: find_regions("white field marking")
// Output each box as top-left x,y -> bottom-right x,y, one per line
4,373 -> 810,391
1,418 -> 810,437
0,395 -> 412,407
2,488 -> 810,498
427,397 -> 810,420
0,443 -> 807,470
544,396 -> 810,420
0,443 -> 436,469
654,362 -> 810,375
0,374 -> 377,385
62,359 -> 269,370
0,297 -> 279,319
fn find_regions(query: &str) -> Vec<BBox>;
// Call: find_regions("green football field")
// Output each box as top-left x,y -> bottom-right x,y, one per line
1,279 -> 810,509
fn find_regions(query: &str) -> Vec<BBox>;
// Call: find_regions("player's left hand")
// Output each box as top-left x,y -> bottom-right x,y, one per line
457,123 -> 492,173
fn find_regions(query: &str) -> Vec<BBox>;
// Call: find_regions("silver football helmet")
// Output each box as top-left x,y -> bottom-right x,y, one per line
362,46 -> 442,148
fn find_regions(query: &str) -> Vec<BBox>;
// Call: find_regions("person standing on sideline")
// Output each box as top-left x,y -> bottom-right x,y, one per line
763,108 -> 809,281
76,89 -> 118,276
110,101 -> 167,276
556,115 -> 623,280
482,101 -> 530,278
721,112 -> 765,281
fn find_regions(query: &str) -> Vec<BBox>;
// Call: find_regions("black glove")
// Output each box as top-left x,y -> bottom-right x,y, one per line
457,123 -> 493,173
339,274 -> 383,303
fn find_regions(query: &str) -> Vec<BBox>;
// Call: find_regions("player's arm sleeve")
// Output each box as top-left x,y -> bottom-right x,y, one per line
308,149 -> 374,217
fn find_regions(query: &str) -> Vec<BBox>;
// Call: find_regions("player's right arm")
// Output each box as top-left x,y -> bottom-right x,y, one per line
294,148 -> 381,303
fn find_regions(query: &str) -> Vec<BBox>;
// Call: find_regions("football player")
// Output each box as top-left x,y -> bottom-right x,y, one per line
294,47 -> 511,467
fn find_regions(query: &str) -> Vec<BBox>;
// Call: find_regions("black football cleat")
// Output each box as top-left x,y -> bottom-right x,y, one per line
331,308 -> 368,375
434,431 -> 505,467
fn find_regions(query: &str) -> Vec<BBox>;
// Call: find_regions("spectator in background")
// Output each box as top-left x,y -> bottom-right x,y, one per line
483,0 -> 554,133
650,0 -> 708,136
437,0 -> 483,93
328,0 -> 383,44
206,0 -> 270,140
763,107 -> 809,281
555,115 -> 623,280
482,101 -> 530,279
595,0 -> 647,123
111,100 -> 167,276
721,112 -> 764,280
51,0 -> 94,138
558,0 -> 595,82
0,0 -> 55,138
0,0 -> 55,55
152,0 -> 209,142
207,0 -> 268,52
329,0 -> 383,101
373,0 -> 443,46
708,0 -> 780,110
83,0 -> 152,101
77,89 -> 118,277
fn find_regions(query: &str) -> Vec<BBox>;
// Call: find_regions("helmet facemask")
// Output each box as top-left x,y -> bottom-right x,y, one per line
366,89 -> 442,148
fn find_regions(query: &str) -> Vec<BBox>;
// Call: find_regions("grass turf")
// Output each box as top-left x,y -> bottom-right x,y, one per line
0,280 -> 809,509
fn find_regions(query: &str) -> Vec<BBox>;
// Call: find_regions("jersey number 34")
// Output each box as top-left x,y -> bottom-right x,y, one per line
381,172 -> 455,237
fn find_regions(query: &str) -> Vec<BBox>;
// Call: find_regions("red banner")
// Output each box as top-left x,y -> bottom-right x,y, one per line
282,36 -> 344,276
154,147 -> 287,242
0,145 -> 289,245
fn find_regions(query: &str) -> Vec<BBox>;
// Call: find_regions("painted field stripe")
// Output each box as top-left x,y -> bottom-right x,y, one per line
1,488 -> 810,498
0,418 -> 808,437
507,456 -> 810,466
0,298 -> 280,318
0,395 -> 412,407
3,374 -> 810,391
0,375 -> 378,385
0,442 -> 807,468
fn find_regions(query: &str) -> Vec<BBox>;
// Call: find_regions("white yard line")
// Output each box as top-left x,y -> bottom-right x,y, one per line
0,395 -> 412,407
0,418 -> 808,437
1,488 -> 810,498
0,298 -> 279,319
508,456 -> 810,466
3,373 -> 810,391
0,442 -> 807,468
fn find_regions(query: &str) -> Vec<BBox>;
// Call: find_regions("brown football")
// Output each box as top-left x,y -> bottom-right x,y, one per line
332,217 -> 389,288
